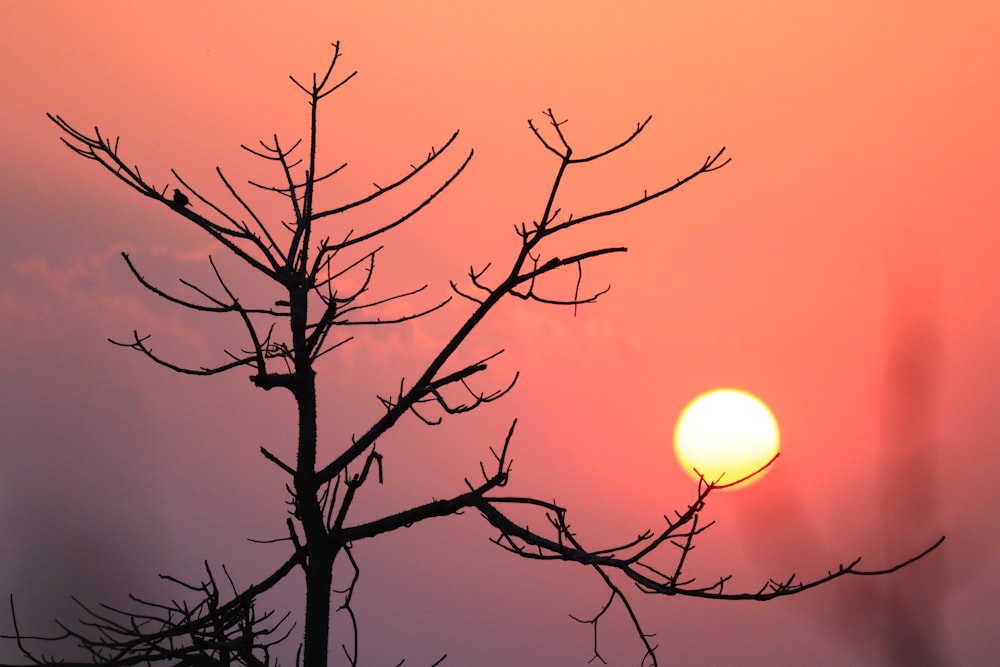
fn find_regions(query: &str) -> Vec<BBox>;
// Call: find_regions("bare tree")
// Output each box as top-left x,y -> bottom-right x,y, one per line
7,43 -> 943,667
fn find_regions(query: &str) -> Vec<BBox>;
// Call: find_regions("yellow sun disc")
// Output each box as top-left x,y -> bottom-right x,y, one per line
673,389 -> 779,488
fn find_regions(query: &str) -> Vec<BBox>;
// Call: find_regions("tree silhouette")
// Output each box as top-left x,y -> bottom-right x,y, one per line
8,43 -> 943,667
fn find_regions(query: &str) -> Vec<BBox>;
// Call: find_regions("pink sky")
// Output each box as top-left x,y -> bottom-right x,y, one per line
1,3 -> 998,665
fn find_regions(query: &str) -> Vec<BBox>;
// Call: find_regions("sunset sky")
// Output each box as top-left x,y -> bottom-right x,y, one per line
2,3 -> 998,665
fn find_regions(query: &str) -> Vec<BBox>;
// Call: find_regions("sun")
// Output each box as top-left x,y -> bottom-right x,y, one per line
673,389 -> 780,488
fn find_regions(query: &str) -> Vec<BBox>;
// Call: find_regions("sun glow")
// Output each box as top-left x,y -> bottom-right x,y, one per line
674,389 -> 780,488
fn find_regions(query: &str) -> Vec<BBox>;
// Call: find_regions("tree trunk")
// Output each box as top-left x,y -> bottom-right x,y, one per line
297,384 -> 335,667
292,316 -> 332,667
302,542 -> 334,667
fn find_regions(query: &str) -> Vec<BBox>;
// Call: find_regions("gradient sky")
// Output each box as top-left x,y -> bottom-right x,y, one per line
2,3 -> 998,666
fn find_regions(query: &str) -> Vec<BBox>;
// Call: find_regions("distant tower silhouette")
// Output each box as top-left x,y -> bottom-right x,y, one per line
172,188 -> 190,208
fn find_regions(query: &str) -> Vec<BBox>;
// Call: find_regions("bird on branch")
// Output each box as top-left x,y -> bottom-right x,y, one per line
171,188 -> 190,209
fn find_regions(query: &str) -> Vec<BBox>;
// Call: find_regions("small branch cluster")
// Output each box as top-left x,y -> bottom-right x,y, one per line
4,562 -> 298,667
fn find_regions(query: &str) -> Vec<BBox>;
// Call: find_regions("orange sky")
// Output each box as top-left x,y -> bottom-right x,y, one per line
2,3 -> 998,665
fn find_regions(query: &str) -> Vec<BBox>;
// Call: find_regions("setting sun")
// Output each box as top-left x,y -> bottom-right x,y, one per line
674,389 -> 780,488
